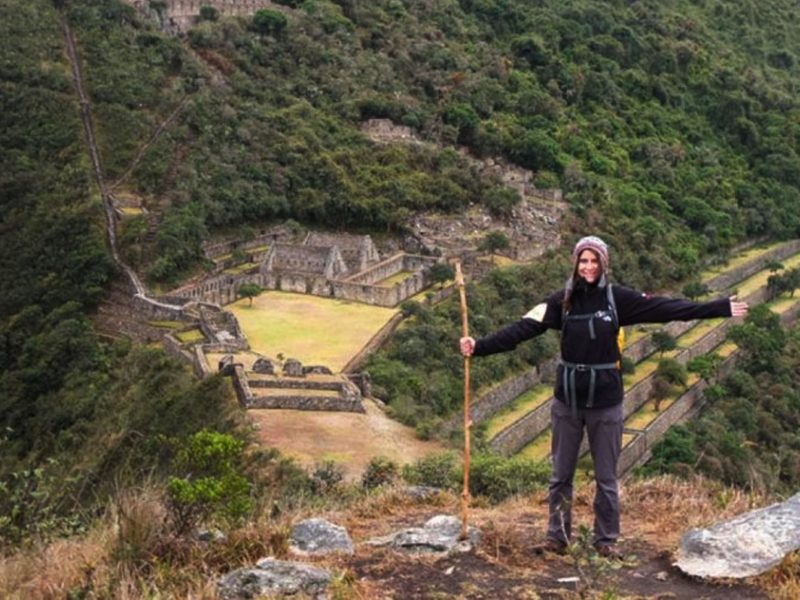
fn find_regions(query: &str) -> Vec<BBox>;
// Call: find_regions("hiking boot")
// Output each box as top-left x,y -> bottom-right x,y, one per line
595,543 -> 623,560
533,538 -> 567,556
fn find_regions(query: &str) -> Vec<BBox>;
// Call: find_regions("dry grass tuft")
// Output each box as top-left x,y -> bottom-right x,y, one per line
757,551 -> 800,600
0,530 -> 109,600
622,474 -> 771,547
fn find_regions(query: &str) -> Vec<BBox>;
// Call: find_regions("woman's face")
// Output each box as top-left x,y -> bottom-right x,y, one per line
577,249 -> 601,284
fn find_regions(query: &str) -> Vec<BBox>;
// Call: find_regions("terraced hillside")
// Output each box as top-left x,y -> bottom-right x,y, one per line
471,240 -> 800,476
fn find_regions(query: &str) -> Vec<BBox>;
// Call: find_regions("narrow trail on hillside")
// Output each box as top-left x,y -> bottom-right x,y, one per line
109,94 -> 190,192
59,10 -> 181,314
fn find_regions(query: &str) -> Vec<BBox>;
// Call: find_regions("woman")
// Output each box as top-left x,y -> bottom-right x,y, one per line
460,236 -> 748,558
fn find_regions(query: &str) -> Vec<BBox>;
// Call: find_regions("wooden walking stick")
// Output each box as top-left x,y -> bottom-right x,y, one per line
454,261 -> 472,541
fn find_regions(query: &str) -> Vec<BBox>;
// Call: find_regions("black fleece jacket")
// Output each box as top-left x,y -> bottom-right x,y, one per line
473,279 -> 732,409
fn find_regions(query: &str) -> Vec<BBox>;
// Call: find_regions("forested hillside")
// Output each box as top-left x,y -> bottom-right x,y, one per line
3,0 -> 800,587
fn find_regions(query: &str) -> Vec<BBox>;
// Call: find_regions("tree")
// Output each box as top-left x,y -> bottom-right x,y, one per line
687,352 -> 723,385
650,358 -> 687,411
656,357 -> 688,388
649,376 -> 672,412
478,231 -> 510,265
728,305 -> 786,374
199,5 -> 218,21
237,282 -> 263,306
766,260 -> 784,273
428,262 -> 455,288
652,330 -> 677,357
682,280 -> 709,301
253,9 -> 287,36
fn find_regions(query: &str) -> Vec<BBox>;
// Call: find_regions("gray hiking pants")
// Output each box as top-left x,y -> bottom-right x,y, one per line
546,399 -> 623,547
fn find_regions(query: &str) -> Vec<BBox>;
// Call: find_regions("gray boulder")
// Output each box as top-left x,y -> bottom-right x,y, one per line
367,514 -> 480,554
676,492 -> 800,578
217,557 -> 330,600
290,518 -> 354,556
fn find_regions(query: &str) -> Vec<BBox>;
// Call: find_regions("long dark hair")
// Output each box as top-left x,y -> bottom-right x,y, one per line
563,249 -> 603,313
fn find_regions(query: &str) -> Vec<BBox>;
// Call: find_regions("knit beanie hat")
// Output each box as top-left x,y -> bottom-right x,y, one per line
572,235 -> 609,275
565,235 -> 610,297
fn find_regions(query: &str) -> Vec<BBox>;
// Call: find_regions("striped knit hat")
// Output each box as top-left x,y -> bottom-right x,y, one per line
565,235 -> 610,297
572,235 -> 609,275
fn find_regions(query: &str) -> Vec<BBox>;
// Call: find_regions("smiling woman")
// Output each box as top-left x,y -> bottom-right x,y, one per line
228,291 -> 398,371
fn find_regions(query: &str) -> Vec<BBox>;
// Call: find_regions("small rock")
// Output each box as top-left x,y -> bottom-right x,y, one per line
290,518 -> 354,556
367,514 -> 480,555
197,528 -> 226,543
655,571 -> 669,581
403,485 -> 442,500
217,557 -> 330,600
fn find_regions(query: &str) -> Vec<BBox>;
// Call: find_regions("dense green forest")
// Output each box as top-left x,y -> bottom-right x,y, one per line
644,305 -> 800,494
3,0 -> 800,554
55,0 -> 800,285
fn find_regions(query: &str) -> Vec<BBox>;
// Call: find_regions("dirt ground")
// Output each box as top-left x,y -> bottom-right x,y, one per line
335,509 -> 768,600
248,399 -> 443,479
319,483 -> 777,600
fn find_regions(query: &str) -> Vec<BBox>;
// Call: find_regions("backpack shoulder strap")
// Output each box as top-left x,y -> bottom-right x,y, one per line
606,283 -> 619,330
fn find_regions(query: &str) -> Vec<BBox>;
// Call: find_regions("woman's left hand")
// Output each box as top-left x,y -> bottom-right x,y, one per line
729,295 -> 748,318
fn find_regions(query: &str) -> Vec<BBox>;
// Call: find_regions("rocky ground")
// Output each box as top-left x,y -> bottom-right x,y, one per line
314,477 -> 782,599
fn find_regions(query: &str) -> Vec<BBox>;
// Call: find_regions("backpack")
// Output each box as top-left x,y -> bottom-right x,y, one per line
563,283 -> 625,369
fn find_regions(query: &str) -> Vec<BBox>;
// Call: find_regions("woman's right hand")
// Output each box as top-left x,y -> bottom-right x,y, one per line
460,336 -> 476,357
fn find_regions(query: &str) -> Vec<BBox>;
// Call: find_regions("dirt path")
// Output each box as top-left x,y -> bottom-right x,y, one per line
249,399 -> 443,479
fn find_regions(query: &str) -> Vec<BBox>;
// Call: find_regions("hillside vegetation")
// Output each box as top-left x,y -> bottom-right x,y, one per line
2,0 -> 800,595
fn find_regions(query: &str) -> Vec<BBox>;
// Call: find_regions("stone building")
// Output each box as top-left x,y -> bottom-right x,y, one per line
303,232 -> 380,273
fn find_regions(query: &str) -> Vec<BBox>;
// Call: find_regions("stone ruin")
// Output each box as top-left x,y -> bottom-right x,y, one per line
361,118 -> 566,261
226,355 -> 367,413
126,0 -> 282,33
170,231 -> 440,308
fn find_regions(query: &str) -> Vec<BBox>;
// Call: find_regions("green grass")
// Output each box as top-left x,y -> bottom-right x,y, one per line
228,291 -> 398,371
148,320 -> 183,329
223,262 -> 258,275
375,270 -> 414,287
119,207 -> 144,216
733,252 -> 800,296
700,241 -> 784,282
484,384 -> 552,440
517,430 -> 551,462
175,328 -> 205,343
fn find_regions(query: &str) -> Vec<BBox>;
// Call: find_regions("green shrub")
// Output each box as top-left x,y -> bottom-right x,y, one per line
310,460 -> 345,494
461,453 -> 549,503
402,452 -> 457,489
361,456 -> 398,489
166,430 -> 252,533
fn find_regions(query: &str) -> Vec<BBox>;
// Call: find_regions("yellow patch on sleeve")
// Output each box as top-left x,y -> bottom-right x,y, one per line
522,303 -> 547,322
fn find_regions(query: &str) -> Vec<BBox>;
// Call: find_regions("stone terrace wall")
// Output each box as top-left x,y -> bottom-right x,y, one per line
342,313 -> 404,373
620,298 -> 800,476
333,255 -> 437,307
203,228 -> 289,260
246,394 -> 364,412
489,393 -> 552,456
172,272 -> 265,306
343,254 -> 437,285
706,240 -> 800,292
